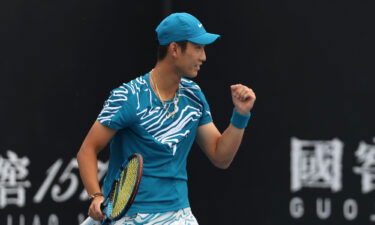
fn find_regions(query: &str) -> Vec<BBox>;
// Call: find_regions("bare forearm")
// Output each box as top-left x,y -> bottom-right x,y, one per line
197,83 -> 256,169
77,148 -> 101,195
214,124 -> 245,169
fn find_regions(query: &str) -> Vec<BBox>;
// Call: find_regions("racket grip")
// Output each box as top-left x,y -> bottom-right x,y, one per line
80,217 -> 98,225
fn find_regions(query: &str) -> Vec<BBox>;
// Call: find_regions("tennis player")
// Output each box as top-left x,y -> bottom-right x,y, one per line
77,12 -> 256,225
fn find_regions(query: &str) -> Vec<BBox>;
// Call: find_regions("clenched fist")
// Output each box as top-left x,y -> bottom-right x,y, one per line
230,84 -> 256,115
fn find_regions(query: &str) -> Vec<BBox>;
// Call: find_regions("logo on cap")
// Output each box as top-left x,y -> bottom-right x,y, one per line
198,23 -> 203,28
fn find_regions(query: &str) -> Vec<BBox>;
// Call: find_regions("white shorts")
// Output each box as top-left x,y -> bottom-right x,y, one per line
109,207 -> 199,225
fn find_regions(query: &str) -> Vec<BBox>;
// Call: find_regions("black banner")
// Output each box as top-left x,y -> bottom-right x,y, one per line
1,0 -> 375,224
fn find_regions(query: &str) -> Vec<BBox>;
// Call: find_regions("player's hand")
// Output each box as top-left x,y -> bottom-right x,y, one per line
230,84 -> 256,115
88,196 -> 106,221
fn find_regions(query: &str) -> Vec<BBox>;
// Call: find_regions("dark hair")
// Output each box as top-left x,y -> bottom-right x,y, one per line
157,40 -> 188,61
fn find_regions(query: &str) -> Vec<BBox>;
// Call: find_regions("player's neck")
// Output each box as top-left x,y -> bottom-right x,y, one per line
151,63 -> 181,100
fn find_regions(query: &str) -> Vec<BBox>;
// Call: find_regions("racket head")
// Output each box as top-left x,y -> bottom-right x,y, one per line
105,153 -> 143,221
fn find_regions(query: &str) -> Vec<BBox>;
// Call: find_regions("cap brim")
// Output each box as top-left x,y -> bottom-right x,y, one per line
188,33 -> 221,45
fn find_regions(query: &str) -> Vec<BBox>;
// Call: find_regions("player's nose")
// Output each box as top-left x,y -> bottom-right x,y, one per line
200,49 -> 206,62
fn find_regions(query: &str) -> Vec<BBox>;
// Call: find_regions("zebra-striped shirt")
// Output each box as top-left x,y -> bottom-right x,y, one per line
98,72 -> 212,215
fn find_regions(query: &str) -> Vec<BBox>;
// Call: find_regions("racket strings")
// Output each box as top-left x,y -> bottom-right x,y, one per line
109,158 -> 139,219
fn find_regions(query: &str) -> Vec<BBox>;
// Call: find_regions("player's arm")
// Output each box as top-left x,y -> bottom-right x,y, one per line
76,120 -> 117,220
196,122 -> 245,169
196,84 -> 256,169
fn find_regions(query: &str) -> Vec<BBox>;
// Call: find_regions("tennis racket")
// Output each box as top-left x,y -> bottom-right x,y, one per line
80,153 -> 143,225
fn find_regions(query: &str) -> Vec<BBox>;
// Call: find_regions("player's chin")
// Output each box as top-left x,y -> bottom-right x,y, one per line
184,70 -> 199,78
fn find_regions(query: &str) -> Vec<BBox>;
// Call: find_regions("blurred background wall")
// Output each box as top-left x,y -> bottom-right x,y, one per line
1,0 -> 375,224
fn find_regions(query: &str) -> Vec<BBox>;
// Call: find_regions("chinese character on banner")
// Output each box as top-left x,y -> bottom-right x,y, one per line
0,150 -> 31,208
353,138 -> 375,193
291,137 -> 343,192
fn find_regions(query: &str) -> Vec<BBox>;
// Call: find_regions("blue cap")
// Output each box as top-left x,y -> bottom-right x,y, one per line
156,12 -> 221,45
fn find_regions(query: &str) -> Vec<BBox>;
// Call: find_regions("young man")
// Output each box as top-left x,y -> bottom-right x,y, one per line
77,12 -> 256,224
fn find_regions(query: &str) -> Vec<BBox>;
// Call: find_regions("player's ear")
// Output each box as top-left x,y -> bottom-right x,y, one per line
168,42 -> 179,58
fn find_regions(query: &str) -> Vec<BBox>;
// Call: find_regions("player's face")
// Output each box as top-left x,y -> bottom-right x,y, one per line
176,42 -> 206,78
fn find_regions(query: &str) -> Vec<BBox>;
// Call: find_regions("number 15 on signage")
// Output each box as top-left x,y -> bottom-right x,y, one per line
33,158 -> 107,203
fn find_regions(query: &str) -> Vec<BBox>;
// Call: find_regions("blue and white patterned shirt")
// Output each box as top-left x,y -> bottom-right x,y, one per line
97,72 -> 212,215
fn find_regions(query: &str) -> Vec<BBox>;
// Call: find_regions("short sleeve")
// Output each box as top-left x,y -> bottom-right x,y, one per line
197,90 -> 213,126
97,84 -> 137,130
